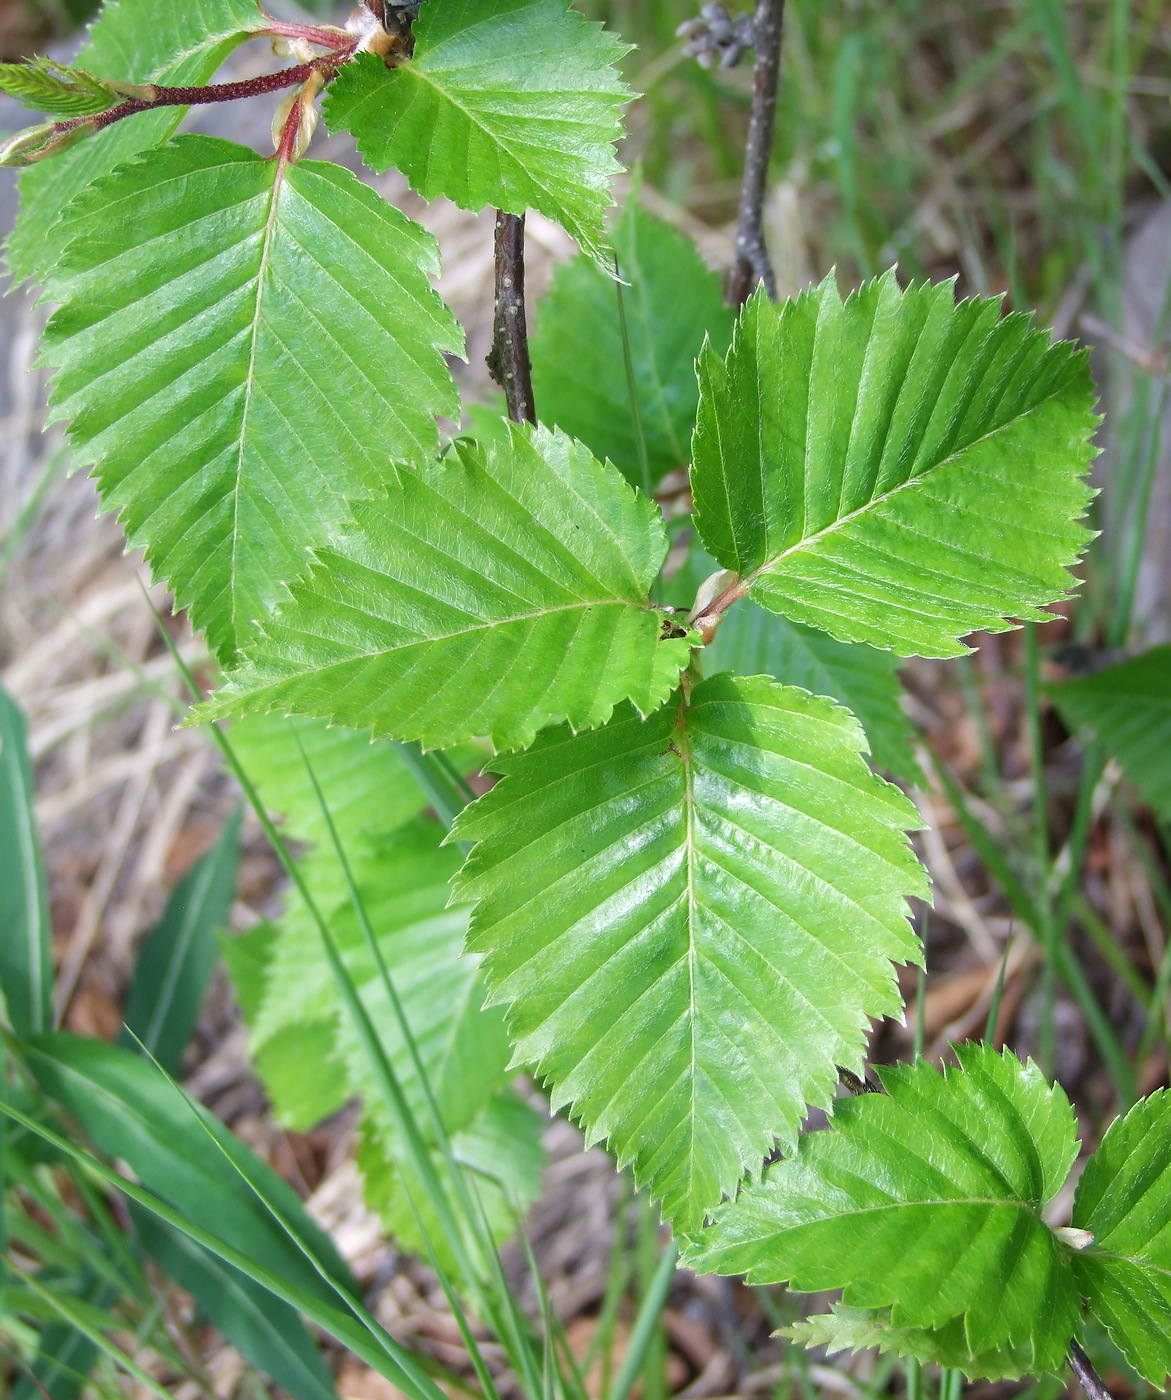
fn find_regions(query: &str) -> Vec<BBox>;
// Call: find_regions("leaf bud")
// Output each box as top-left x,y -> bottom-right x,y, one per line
0,119 -> 97,168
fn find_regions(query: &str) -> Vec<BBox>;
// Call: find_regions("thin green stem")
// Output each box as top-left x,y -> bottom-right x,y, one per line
1024,623 -> 1055,1074
606,1230 -> 677,1400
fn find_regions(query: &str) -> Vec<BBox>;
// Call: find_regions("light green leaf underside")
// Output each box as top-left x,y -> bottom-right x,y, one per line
8,0 -> 262,284
358,1085 -> 547,1278
200,424 -> 691,752
530,199 -> 733,487
684,1045 -> 1081,1377
225,713 -> 541,1258
691,273 -> 1097,657
228,715 -> 504,1136
42,134 -> 462,663
453,673 -> 926,1230
228,713 -> 469,911
668,536 -> 919,780
1049,646 -> 1171,823
320,821 -> 512,1138
323,0 -> 630,261
1072,1089 -> 1171,1385
785,1305 -> 1041,1383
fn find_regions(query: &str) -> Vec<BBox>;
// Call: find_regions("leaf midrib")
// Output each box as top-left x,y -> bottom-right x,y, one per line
230,154 -> 287,656
745,373 -> 1078,589
266,595 -> 655,670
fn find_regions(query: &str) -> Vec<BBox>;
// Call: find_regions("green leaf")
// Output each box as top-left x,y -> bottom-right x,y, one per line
225,712 -> 540,1263
530,199 -> 734,488
23,1034 -> 357,1306
0,59 -> 124,117
668,536 -> 919,780
684,1045 -> 1082,1377
7,0 -> 261,285
452,673 -> 926,1230
129,1207 -> 337,1400
227,716 -> 510,1140
709,604 -> 919,780
358,1088 -> 546,1275
323,0 -> 630,261
253,819 -> 509,1135
1049,646 -> 1171,823
219,922 -> 278,1027
42,134 -> 463,661
119,810 -> 240,1075
0,685 -> 52,1040
229,714 -> 447,911
328,823 -> 512,1135
783,1304 -> 1040,1382
1072,1089 -> 1171,1386
691,274 -> 1097,657
200,424 -> 692,752
255,1021 -> 351,1132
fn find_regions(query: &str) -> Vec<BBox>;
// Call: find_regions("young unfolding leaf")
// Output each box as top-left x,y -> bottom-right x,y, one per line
0,59 -> 126,117
684,1046 -> 1082,1377
8,0 -> 262,284
201,425 -> 692,752
691,274 -> 1097,657
1071,1090 -> 1171,1386
452,673 -> 926,1230
0,685 -> 52,1040
530,200 -> 734,488
323,0 -> 630,261
1049,646 -> 1171,823
668,538 -> 919,780
42,135 -> 462,662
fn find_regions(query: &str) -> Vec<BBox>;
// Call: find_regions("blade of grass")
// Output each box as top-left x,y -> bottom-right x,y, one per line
984,941 -> 1012,1044
0,445 -> 68,586
0,684 -> 53,1039
928,749 -> 1136,1103
293,731 -> 545,1393
154,615 -> 483,1286
11,1270 -> 181,1400
394,742 -> 473,848
614,253 -> 652,497
606,1230 -> 677,1400
0,1098 -> 447,1400
292,733 -> 483,1264
1023,623 -> 1056,1074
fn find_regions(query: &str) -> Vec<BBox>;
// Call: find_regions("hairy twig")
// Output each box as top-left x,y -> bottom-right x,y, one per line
730,0 -> 785,306
486,211 -> 537,425
1069,1342 -> 1115,1400
44,50 -> 355,140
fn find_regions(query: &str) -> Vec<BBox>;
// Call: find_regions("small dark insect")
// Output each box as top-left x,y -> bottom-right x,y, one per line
659,613 -> 689,641
365,0 -> 423,59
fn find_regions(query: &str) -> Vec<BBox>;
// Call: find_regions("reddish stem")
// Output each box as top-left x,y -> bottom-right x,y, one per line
260,19 -> 352,48
56,46 -> 356,136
